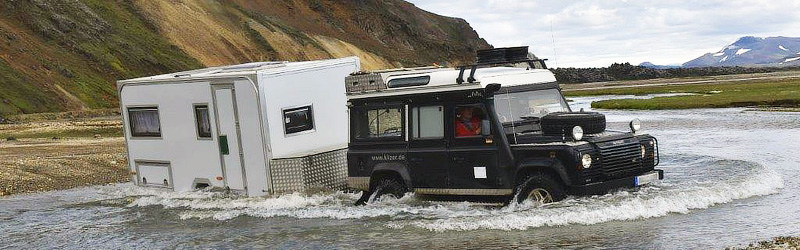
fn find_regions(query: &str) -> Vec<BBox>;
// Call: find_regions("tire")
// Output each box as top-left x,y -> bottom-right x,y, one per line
540,111 -> 606,135
354,177 -> 407,205
514,173 -> 566,204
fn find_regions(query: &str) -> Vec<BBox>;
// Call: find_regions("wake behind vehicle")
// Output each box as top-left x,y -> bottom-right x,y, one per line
347,47 -> 662,204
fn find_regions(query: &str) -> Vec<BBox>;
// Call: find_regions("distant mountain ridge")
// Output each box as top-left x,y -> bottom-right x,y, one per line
638,62 -> 680,69
683,36 -> 800,67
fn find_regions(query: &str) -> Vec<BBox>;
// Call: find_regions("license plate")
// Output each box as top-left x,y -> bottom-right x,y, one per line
635,172 -> 659,186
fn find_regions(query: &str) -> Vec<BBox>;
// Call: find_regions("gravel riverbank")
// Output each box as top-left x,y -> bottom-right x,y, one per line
0,137 -> 128,196
730,236 -> 800,250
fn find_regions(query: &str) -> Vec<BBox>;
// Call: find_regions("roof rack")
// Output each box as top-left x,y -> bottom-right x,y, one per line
350,66 -> 442,76
456,46 -> 548,84
346,66 -> 447,93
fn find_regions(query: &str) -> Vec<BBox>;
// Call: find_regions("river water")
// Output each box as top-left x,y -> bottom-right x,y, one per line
1,95 -> 798,249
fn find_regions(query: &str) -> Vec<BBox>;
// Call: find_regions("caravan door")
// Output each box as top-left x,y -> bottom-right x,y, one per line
212,84 -> 247,191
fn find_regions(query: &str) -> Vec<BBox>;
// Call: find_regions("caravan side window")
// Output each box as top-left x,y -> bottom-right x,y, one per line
194,104 -> 212,138
128,107 -> 162,138
283,105 -> 314,135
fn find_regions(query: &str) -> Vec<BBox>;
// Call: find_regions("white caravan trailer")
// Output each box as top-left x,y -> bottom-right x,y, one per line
117,57 -> 359,197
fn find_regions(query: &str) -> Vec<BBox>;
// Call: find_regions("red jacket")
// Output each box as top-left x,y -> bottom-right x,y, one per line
455,118 -> 481,137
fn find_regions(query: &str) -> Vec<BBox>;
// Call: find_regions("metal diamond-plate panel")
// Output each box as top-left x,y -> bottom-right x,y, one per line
269,157 -> 306,193
345,74 -> 385,93
269,149 -> 348,194
303,149 -> 348,190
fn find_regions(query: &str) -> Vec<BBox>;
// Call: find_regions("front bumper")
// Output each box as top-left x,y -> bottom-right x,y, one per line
568,169 -> 664,195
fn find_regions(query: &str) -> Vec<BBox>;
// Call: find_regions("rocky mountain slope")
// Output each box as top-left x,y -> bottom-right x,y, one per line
683,36 -> 800,67
0,0 -> 489,115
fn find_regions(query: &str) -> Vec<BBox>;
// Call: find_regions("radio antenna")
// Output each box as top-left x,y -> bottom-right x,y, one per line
550,19 -> 559,68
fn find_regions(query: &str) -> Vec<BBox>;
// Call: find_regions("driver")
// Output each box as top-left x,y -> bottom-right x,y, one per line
455,107 -> 481,137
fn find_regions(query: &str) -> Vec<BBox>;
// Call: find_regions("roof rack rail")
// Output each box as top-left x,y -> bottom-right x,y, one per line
350,66 -> 442,76
456,46 -> 548,84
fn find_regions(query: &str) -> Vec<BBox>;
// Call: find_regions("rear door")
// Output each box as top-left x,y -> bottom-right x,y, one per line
408,105 -> 448,188
212,84 -> 247,191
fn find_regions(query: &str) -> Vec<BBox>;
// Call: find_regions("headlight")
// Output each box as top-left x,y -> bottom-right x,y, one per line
581,154 -> 592,169
640,145 -> 646,158
630,119 -> 642,132
572,126 -> 584,141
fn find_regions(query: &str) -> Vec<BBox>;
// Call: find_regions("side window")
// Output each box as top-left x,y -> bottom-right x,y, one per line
194,104 -> 212,138
283,105 -> 314,135
411,105 -> 443,139
353,106 -> 404,140
128,107 -> 161,138
454,105 -> 488,138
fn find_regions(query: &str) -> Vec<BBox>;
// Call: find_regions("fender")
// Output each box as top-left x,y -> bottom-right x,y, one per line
515,158 -> 572,186
371,162 -> 413,189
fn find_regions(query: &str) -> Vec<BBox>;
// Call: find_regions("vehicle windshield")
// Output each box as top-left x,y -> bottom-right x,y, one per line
493,88 -> 570,124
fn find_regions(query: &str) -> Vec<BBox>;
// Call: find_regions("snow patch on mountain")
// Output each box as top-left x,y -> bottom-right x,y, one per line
683,36 -> 800,67
736,48 -> 751,55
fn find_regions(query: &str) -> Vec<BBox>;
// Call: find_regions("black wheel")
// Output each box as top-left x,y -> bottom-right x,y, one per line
541,112 -> 606,135
354,177 -> 407,205
515,173 -> 566,204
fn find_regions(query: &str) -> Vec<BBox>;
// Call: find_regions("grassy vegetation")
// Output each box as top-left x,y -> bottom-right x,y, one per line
565,78 -> 800,110
1,126 -> 122,140
0,0 -> 203,116
0,109 -> 122,139
0,60 -> 64,114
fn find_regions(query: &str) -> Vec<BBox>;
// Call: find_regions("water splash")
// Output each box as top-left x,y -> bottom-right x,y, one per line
114,155 -> 783,232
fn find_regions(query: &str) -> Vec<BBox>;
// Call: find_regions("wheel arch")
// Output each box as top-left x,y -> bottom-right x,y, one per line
515,158 -> 572,187
370,162 -> 412,190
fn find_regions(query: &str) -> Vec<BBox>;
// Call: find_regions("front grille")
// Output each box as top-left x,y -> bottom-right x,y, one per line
597,138 -> 642,177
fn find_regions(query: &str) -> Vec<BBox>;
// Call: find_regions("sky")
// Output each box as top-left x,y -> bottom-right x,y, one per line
406,0 -> 800,68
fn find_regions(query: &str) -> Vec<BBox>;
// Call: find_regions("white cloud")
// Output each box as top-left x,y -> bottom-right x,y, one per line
407,0 -> 800,67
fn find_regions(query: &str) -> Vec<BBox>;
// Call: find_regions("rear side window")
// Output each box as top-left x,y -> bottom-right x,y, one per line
387,76 -> 430,88
352,106 -> 404,140
411,106 -> 444,139
194,105 -> 212,138
284,105 -> 314,135
128,107 -> 161,138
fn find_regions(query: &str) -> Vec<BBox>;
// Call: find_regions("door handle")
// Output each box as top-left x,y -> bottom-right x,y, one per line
219,135 -> 229,155
452,156 -> 466,163
409,157 -> 423,163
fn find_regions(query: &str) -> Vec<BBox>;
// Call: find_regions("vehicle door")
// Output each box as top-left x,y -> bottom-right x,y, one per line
211,84 -> 247,191
448,103 -> 502,190
407,104 -> 448,188
348,104 -> 408,184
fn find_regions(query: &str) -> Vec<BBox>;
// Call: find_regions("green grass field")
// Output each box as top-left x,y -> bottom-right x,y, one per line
564,78 -> 800,110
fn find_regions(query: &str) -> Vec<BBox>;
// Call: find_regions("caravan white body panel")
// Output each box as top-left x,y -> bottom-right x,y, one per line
118,57 -> 359,196
121,81 -> 229,191
260,64 -> 352,159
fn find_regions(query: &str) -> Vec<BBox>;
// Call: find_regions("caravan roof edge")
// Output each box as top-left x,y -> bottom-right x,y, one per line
117,57 -> 360,86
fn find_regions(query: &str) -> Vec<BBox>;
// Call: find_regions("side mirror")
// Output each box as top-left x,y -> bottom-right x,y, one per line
481,120 -> 491,136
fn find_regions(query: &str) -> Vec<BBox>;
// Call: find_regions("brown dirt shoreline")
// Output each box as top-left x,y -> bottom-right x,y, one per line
0,111 -> 129,196
0,137 -> 129,196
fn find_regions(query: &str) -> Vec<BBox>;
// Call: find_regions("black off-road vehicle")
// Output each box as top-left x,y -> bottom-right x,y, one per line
345,47 -> 662,205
